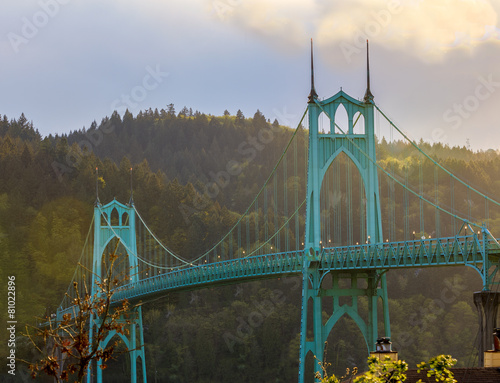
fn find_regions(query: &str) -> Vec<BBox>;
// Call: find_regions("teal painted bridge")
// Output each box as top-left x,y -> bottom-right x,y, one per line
55,42 -> 500,383
108,234 -> 500,304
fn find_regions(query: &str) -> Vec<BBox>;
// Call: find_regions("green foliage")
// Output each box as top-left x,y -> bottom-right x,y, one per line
25,249 -> 134,383
416,355 -> 457,383
318,355 -> 455,383
353,356 -> 408,383
314,343 -> 358,382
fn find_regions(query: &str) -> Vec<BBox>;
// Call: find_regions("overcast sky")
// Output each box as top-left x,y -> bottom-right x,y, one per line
2,0 -> 500,151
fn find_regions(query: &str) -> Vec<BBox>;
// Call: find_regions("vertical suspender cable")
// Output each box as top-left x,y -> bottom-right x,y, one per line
389,123 -> 394,241
246,212 -> 250,255
467,185 -> 471,222
141,219 -> 146,272
387,177 -> 391,241
360,166 -> 365,245
435,166 -> 440,238
274,169 -> 279,251
255,199 -> 259,255
264,184 -> 268,245
347,158 -> 353,245
419,159 -> 424,236
334,159 -> 341,245
238,221 -> 241,258
304,122 -> 308,247
451,177 -> 456,234
325,166 -> 330,245
328,165 -> 332,245
294,132 -> 299,250
391,166 -> 395,241
485,197 -> 489,229
284,151 -> 289,252
404,166 -> 409,241
229,223 -> 233,259
221,231 -> 225,261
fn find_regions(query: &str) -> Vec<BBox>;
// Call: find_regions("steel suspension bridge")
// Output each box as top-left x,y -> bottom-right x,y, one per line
56,42 -> 500,383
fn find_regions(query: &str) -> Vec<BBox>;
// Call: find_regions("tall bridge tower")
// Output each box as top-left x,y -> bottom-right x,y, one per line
299,41 -> 390,382
89,199 -> 147,383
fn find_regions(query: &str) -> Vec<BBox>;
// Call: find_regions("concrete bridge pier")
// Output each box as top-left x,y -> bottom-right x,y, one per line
474,291 -> 500,366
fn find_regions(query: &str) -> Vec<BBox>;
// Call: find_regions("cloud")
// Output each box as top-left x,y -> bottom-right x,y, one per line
325,0 -> 498,64
208,0 -> 316,52
212,0 -> 499,62
2,0 -> 500,150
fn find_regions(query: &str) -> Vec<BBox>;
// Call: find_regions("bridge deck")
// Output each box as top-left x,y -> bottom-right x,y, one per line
108,235 -> 500,304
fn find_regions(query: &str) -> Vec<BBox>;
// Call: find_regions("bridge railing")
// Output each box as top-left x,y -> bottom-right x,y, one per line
320,235 -> 500,272
55,234 -> 500,317
112,250 -> 305,302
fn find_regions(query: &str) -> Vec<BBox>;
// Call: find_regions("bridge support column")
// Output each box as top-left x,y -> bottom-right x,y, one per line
300,43 -> 390,382
88,200 -> 147,382
474,291 -> 500,366
88,306 -> 147,383
298,265 -> 390,383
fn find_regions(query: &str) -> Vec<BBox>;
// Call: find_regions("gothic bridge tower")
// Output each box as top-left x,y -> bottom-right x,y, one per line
89,198 -> 147,383
299,41 -> 390,382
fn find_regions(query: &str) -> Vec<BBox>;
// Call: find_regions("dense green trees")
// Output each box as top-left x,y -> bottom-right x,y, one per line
0,109 -> 498,381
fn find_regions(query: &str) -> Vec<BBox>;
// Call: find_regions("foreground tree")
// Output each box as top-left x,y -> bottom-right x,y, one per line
353,356 -> 408,383
24,242 -> 134,382
314,343 -> 358,383
316,351 -> 457,383
415,355 -> 457,383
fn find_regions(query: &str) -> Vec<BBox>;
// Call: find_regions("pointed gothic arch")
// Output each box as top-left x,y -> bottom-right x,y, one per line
324,313 -> 371,375
353,111 -> 365,135
111,208 -> 119,226
333,103 -> 349,134
320,152 -> 367,247
101,212 -> 108,227
318,111 -> 330,134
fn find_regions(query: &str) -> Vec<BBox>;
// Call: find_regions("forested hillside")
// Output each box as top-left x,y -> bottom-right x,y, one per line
1,107 -> 499,382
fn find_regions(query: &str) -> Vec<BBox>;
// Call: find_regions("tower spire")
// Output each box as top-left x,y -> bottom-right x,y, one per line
364,40 -> 374,103
308,38 -> 318,103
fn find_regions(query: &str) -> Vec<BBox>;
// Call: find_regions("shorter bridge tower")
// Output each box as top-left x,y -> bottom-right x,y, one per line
299,41 -> 390,382
88,199 -> 147,383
